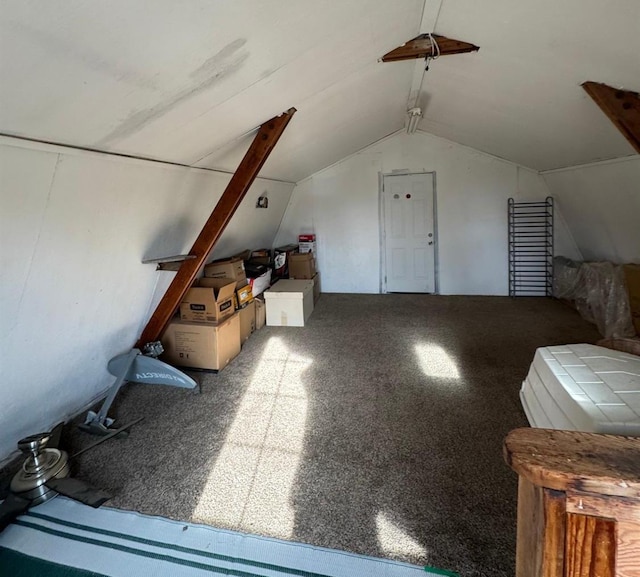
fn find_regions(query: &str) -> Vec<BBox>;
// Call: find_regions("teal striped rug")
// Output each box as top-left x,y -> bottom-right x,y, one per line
0,497 -> 452,577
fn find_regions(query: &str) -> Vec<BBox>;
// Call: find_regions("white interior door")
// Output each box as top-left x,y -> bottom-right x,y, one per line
382,173 -> 435,293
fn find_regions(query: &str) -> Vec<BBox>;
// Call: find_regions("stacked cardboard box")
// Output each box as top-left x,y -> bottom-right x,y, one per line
288,252 -> 316,280
162,315 -> 240,371
204,257 -> 247,285
238,300 -> 256,344
255,297 -> 266,329
204,256 -> 254,308
298,233 -> 317,255
162,255 -> 262,371
181,278 -> 237,323
162,275 -> 241,371
289,237 -> 321,304
204,256 -> 260,345
312,273 -> 321,304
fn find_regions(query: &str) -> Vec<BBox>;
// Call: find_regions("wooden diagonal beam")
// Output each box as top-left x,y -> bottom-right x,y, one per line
582,82 -> 640,153
381,34 -> 479,63
136,107 -> 296,348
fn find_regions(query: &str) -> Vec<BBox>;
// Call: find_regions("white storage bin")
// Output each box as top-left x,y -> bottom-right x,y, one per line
520,344 -> 640,436
264,279 -> 314,327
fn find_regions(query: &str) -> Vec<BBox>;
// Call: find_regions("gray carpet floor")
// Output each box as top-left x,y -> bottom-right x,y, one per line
17,295 -> 604,576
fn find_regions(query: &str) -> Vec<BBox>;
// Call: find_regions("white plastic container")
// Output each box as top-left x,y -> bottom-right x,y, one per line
520,344 -> 640,436
264,279 -> 314,327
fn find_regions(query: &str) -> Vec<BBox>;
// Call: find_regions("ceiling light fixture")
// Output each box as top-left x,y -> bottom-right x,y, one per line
406,107 -> 422,134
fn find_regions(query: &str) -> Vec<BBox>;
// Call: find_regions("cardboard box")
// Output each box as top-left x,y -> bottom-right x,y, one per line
289,252 -> 316,280
255,298 -> 266,330
239,300 -> 256,344
232,249 -> 252,261
298,241 -> 317,255
162,314 -> 241,371
180,278 -> 236,323
264,279 -> 314,327
298,235 -> 317,255
249,268 -> 272,297
249,249 -> 271,267
624,264 -> 640,335
236,284 -> 254,309
204,257 -> 247,287
312,272 -> 321,304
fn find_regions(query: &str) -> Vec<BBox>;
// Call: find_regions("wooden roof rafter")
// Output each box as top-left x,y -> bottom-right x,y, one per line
582,81 -> 640,153
135,107 -> 296,348
381,33 -> 479,63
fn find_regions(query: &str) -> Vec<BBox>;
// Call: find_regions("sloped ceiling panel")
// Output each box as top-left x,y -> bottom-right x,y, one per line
416,0 -> 640,171
0,0 -> 422,182
2,0 -> 638,179
195,61 -> 414,182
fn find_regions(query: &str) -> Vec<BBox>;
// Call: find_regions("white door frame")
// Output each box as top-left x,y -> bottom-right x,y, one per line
379,171 -> 439,294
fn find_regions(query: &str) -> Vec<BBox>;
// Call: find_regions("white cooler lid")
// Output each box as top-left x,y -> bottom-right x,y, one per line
264,279 -> 313,299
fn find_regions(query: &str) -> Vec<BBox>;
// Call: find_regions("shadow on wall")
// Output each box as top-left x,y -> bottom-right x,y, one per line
141,215 -> 199,262
0,317 -> 145,465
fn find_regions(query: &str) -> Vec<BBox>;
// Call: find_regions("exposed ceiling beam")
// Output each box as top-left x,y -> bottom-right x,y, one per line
406,0 -> 444,111
381,34 -> 479,63
135,107 -> 296,348
582,82 -> 640,154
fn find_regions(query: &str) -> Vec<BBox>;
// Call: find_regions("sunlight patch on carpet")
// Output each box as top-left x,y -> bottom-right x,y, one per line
376,511 -> 428,558
192,336 -> 312,538
414,343 -> 460,379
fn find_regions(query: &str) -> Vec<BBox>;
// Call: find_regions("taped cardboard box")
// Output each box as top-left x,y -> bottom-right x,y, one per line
204,257 -> 247,287
289,252 -> 316,280
162,314 -> 241,371
239,300 -> 256,344
624,264 -> 640,335
180,278 -> 236,323
255,298 -> 266,330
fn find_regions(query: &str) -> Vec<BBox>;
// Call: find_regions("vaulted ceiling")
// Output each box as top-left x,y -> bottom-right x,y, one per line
1,0 -> 638,182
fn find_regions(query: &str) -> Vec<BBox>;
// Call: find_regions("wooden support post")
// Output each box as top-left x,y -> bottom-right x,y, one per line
136,107 -> 296,348
582,81 -> 640,153
505,428 -> 640,577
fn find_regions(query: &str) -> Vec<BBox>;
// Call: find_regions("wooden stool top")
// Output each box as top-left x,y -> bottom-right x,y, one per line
504,428 -> 640,499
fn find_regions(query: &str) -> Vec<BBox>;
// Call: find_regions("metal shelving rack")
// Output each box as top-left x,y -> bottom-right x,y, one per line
508,197 -> 554,297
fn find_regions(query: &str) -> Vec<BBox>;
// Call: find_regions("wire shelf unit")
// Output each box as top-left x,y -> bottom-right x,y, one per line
508,197 -> 554,297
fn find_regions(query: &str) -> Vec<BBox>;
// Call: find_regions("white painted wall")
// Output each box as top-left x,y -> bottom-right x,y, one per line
542,157 -> 640,263
274,130 -> 580,294
0,137 -> 294,463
